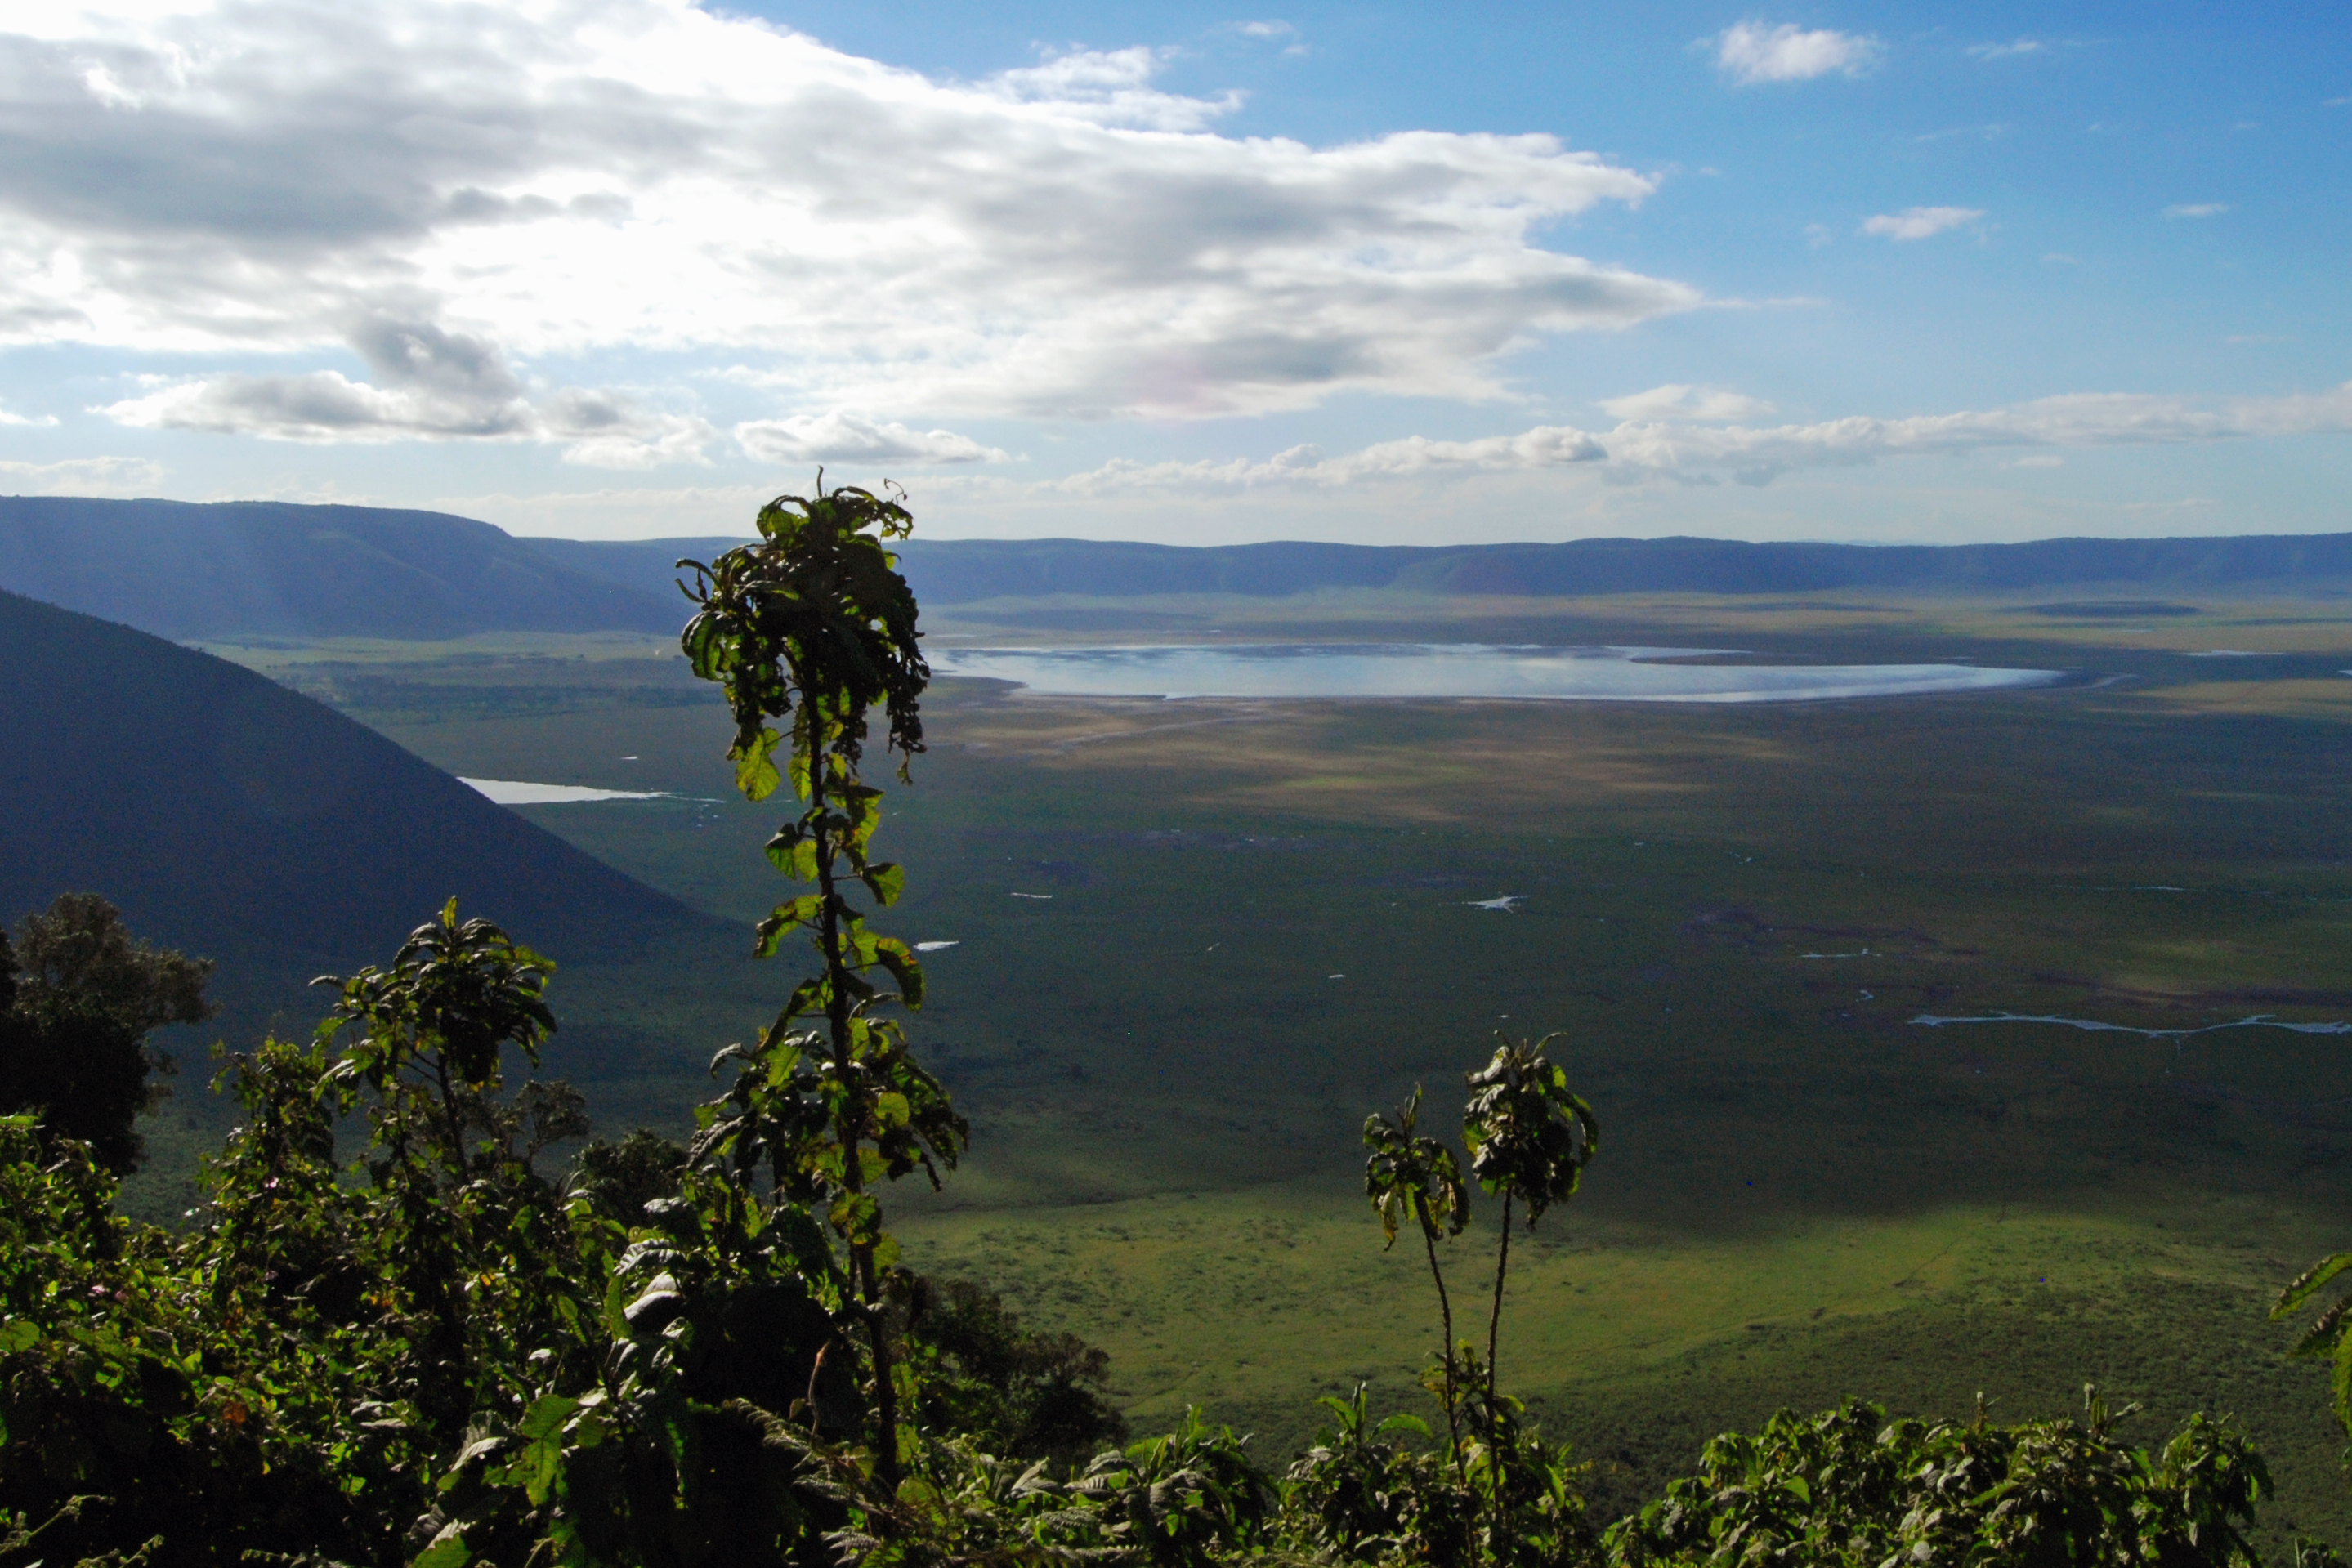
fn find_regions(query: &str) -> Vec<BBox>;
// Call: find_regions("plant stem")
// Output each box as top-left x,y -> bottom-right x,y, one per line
431,1055 -> 467,1177
1487,1188 -> 1512,1457
811,740 -> 901,1489
1421,1216 -> 1462,1472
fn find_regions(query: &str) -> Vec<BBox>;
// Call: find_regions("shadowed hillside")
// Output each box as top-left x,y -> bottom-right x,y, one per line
0,588 -> 715,1039
0,496 -> 679,639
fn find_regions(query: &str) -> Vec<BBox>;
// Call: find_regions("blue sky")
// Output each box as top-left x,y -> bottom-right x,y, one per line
0,0 -> 2344,543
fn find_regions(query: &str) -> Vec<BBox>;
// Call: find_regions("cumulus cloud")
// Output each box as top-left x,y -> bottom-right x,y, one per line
734,412 -> 1009,466
1597,384 -> 1775,422
0,0 -> 1692,421
101,315 -> 714,467
1037,382 -> 2352,494
0,454 -> 165,495
2162,203 -> 2229,219
1862,206 -> 1984,240
1712,21 -> 1879,84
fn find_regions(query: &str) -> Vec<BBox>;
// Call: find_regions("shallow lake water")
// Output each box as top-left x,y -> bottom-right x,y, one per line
1912,1011 -> 2352,1039
935,644 -> 2063,703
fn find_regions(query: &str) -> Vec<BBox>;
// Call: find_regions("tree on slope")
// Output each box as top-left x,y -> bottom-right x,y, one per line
0,892 -> 214,1171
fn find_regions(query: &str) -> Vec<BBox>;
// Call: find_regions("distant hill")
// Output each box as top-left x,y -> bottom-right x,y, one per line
0,587 -> 713,1035
0,496 -> 680,640
891,533 -> 2352,603
10,497 -> 2352,637
515,529 -> 2352,606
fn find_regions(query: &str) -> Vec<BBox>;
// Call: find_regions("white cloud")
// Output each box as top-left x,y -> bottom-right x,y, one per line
0,404 -> 56,427
1043,426 -> 1609,494
2162,203 -> 2229,219
1034,381 -> 2352,494
1968,38 -> 2046,60
1862,206 -> 1984,240
979,47 -> 1241,131
0,0 -> 1691,422
100,315 -> 715,467
1232,20 -> 1308,56
1598,384 -> 1775,422
734,412 -> 1009,466
0,454 -> 165,495
1712,21 -> 1879,84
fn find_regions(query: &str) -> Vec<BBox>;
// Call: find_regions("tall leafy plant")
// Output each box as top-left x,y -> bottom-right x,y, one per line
1365,1087 -> 1472,1460
1461,1034 -> 1598,1454
677,475 -> 968,1486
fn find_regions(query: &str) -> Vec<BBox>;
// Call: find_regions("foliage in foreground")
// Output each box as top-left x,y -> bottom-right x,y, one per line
0,1108 -> 2296,1568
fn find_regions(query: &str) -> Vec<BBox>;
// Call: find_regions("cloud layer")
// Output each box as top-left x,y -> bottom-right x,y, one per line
101,317 -> 714,467
4,0 -> 1695,431
0,454 -> 164,495
1030,382 -> 2352,494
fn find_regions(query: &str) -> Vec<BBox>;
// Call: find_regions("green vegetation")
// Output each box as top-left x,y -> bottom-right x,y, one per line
0,920 -> 2311,1563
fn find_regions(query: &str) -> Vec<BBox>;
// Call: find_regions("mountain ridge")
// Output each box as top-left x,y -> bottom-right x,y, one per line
0,495 -> 681,640
7,496 -> 2352,641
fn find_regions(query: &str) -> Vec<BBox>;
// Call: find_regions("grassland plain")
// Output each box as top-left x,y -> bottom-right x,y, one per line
203,588 -> 2352,1549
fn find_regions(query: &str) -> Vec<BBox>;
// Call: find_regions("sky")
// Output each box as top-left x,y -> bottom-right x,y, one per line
0,0 -> 2345,545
